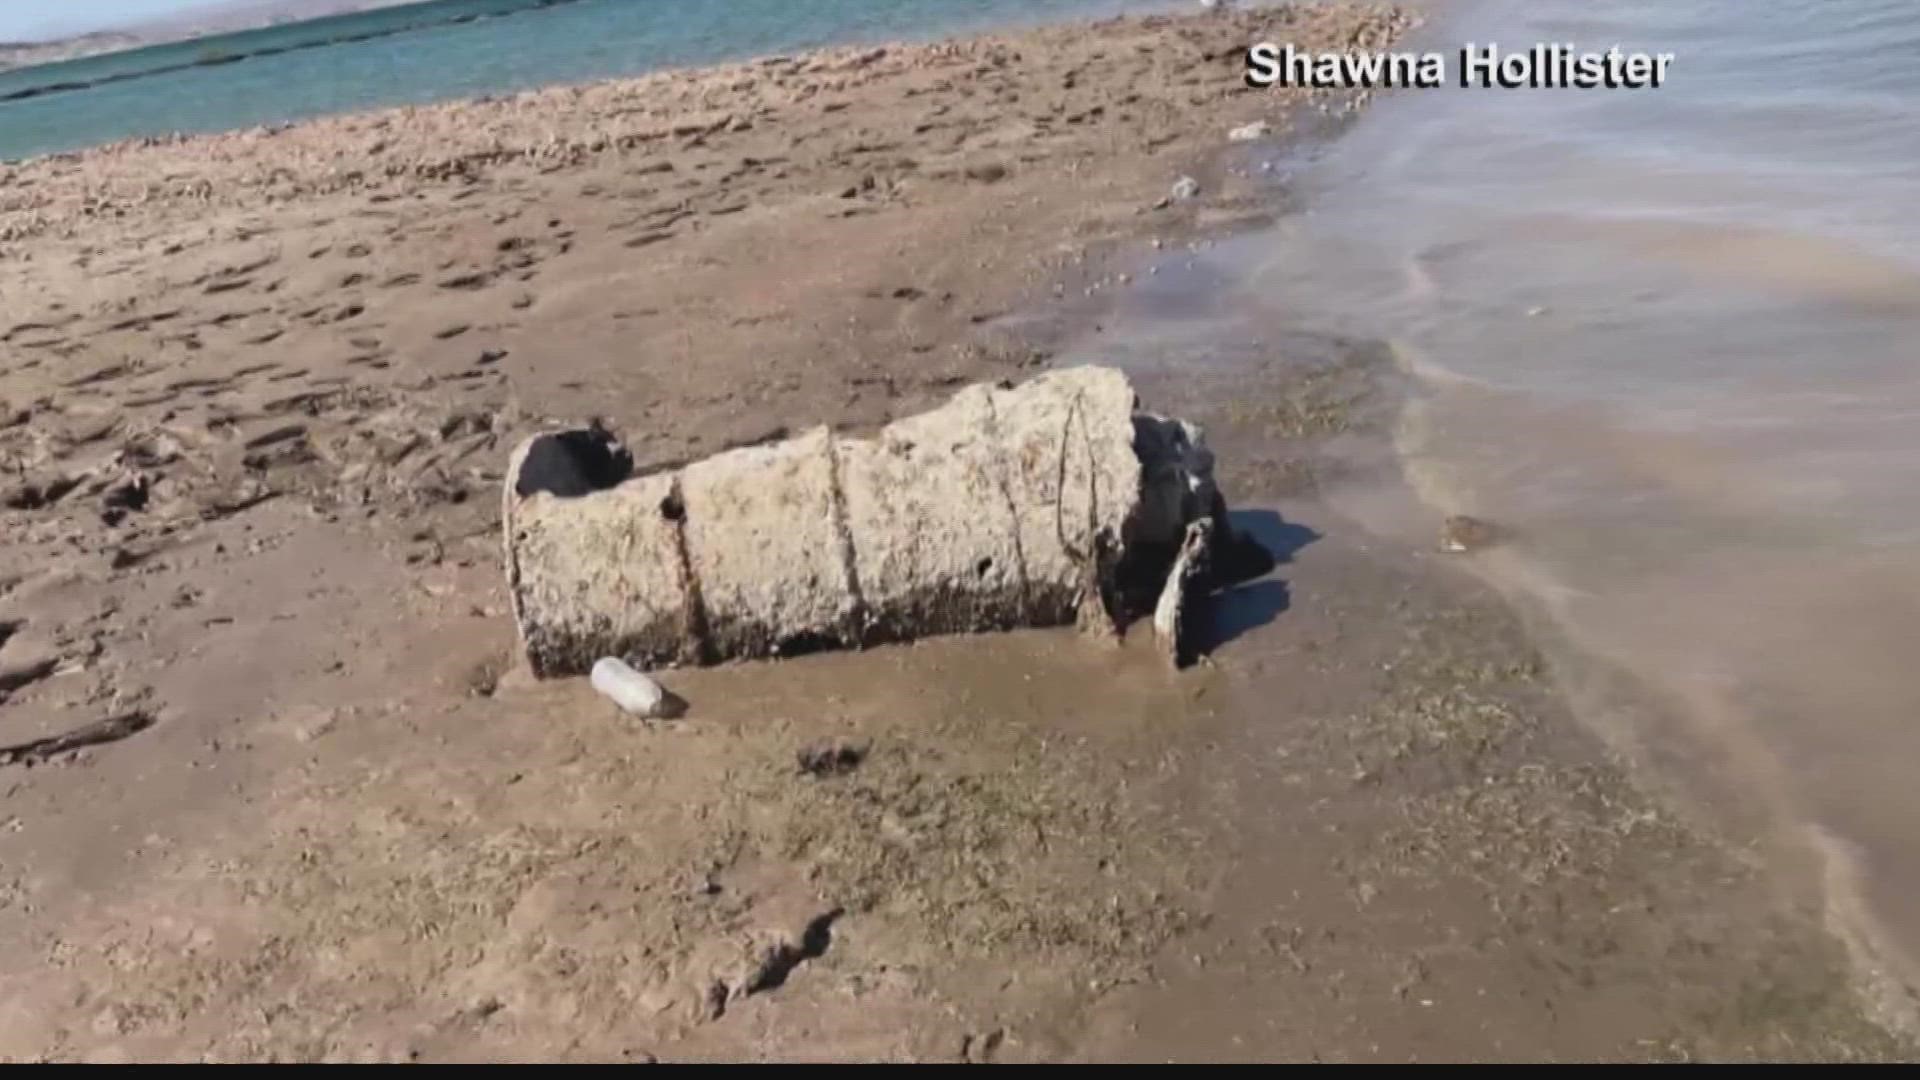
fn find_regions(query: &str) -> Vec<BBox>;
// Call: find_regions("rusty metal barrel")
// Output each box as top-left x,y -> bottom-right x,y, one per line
500,366 -> 1261,676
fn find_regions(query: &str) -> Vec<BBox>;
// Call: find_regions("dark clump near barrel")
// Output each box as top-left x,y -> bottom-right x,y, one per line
513,422 -> 634,499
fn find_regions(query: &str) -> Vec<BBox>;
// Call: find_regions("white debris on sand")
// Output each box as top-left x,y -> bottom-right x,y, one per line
591,657 -> 685,718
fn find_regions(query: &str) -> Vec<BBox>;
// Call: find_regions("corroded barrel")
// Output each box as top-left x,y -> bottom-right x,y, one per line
501,366 -> 1254,676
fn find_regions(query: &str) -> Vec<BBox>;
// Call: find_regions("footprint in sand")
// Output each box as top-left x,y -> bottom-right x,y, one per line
438,271 -> 491,291
63,362 -> 133,388
203,308 -> 267,327
0,711 -> 155,766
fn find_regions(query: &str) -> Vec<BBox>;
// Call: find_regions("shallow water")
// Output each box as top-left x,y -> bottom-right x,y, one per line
1191,0 -> 1920,1021
0,0 -> 1175,162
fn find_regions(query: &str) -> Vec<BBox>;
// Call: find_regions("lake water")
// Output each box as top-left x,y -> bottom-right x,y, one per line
1209,0 -> 1920,1025
0,0 -> 1174,162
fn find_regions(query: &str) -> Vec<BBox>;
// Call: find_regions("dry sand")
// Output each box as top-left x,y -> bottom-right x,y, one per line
0,2 -> 1909,1063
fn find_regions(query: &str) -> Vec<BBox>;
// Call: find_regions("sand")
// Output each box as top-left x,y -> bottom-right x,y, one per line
0,2 -> 1909,1063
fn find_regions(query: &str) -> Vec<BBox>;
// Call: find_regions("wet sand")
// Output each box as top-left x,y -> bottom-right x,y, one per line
0,2 -> 1909,1062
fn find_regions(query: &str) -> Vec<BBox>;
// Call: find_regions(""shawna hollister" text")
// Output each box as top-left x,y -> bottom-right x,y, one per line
1245,42 -> 1676,90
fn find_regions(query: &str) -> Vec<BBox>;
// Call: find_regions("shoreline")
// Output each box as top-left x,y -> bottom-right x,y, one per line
1387,402 -> 1920,1042
1266,0 -> 1920,1039
0,4 -> 438,77
0,1 -> 600,111
2,4 -> 1385,236
0,3 -> 1909,1061
0,1 -> 1200,167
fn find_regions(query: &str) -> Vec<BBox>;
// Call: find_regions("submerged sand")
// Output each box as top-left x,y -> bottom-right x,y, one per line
0,2 -> 1908,1062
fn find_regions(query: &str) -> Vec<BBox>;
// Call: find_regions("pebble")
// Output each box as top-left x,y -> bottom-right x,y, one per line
1228,121 -> 1270,143
1439,514 -> 1501,553
1170,176 -> 1201,202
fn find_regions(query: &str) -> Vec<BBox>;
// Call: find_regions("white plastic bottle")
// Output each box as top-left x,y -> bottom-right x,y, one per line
591,657 -> 672,718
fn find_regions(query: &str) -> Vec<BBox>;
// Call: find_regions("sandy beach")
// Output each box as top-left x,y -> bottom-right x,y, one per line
0,2 -> 1910,1062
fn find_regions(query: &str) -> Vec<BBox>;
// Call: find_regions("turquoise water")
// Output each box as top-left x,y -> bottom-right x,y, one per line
0,0 -> 1171,161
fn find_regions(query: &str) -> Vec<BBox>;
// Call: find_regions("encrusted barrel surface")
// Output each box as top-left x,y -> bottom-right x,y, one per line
503,366 -> 1179,676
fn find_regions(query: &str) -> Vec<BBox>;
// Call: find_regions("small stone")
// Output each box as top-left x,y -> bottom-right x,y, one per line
1439,514 -> 1501,553
1228,121 -> 1269,143
1170,176 -> 1201,202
